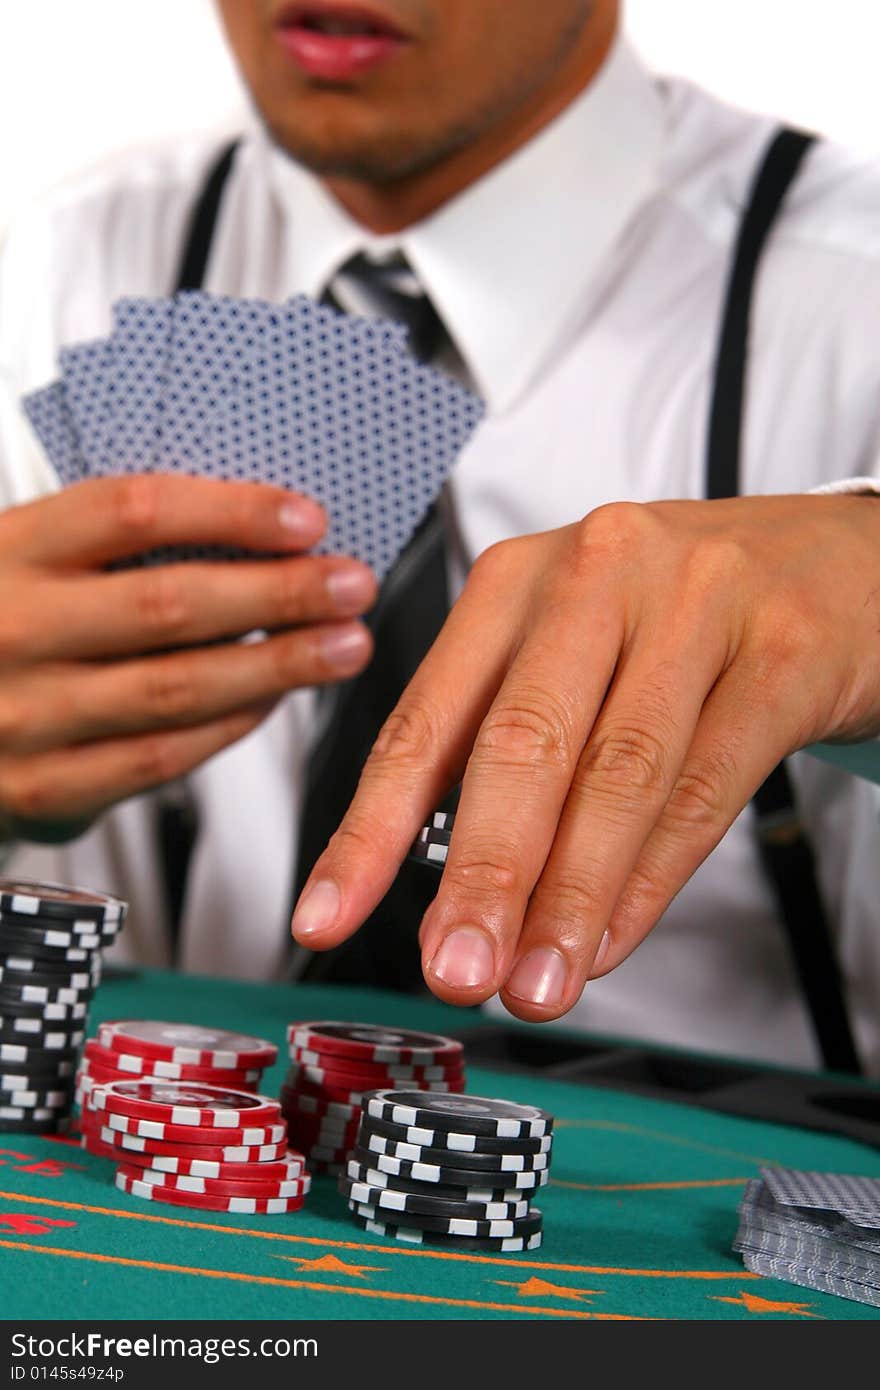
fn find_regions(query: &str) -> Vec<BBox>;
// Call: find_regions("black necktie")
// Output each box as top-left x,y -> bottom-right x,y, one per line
324,251 -> 450,366
291,252 -> 458,990
157,781 -> 199,960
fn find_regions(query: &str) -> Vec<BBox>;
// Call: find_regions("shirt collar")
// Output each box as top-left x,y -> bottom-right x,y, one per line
262,35 -> 665,413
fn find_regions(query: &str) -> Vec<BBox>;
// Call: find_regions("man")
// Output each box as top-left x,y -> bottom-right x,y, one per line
2,1 -> 880,1071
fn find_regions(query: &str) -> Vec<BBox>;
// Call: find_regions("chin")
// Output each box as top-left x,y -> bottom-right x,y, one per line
263,107 -> 446,182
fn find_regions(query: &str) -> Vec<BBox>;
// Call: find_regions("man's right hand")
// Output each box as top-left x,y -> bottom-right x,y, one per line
0,474 -> 376,838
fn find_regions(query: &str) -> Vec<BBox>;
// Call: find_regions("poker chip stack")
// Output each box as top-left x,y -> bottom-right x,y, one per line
281,1022 -> 467,1175
76,1020 -> 279,1152
81,1076 -> 309,1215
0,879 -> 127,1135
340,1091 -> 553,1252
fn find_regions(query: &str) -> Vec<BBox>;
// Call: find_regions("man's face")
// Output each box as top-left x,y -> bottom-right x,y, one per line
217,1 -> 598,183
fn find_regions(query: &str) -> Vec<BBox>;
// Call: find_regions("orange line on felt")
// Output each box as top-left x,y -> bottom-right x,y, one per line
553,1178 -> 749,1193
0,1239 -> 642,1319
0,1190 -> 757,1279
552,1119 -> 772,1166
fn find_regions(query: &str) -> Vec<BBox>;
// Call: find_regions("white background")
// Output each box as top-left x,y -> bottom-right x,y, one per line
2,0 -> 880,231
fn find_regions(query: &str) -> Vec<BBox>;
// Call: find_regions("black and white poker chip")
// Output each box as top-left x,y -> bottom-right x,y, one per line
0,909 -> 118,945
344,1157 -> 535,1204
348,1210 -> 543,1252
0,920 -> 103,952
0,1100 -> 72,1122
364,1091 -> 553,1140
409,840 -> 449,868
414,827 -> 452,847
0,996 -> 88,1022
0,1021 -> 85,1050
0,959 -> 101,986
362,1113 -> 553,1156
0,1012 -> 86,1040
1,1060 -> 76,1088
0,1114 -> 73,1134
349,1144 -> 548,1191
357,1130 -> 550,1173
0,879 -> 125,926
1,1071 -> 74,1095
0,1040 -> 81,1065
347,1197 -> 543,1240
0,981 -> 95,1008
0,933 -> 98,965
0,1083 -> 74,1109
409,811 -> 456,866
339,1176 -> 532,1221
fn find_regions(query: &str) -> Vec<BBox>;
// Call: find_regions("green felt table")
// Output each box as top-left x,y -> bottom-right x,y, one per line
1,968 -> 878,1322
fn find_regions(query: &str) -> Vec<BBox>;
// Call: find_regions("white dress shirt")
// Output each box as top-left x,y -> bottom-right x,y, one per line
2,38 -> 880,1072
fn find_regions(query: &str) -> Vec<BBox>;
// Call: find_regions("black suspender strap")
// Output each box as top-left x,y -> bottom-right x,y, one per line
173,141 -> 241,294
706,127 -> 861,1074
706,130 -> 814,498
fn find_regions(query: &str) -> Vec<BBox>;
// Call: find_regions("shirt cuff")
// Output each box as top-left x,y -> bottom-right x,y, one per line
808,477 -> 880,497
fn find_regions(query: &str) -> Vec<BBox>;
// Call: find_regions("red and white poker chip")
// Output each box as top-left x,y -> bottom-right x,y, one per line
80,1134 -> 121,1161
80,1092 -> 287,1148
115,1170 -> 306,1214
286,1049 -> 465,1085
77,1069 -> 260,1106
83,1039 -> 262,1086
93,1124 -> 290,1164
116,1162 -> 311,1200
113,1148 -> 307,1181
98,1021 -> 277,1070
99,1113 -> 287,1147
91,1079 -> 281,1129
286,1022 -> 463,1066
282,1073 -> 465,1110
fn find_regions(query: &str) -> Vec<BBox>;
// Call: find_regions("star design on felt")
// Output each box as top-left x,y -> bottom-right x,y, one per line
710,1290 -> 820,1317
495,1276 -> 604,1302
274,1253 -> 385,1278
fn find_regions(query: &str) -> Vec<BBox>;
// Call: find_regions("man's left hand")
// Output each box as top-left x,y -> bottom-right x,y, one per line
291,494 -> 880,1020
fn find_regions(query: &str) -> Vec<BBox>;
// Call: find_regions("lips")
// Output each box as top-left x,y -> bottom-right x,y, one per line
275,3 -> 411,81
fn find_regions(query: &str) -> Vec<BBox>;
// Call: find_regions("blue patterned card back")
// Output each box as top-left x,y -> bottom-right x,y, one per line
22,291 -> 485,577
57,337 -> 116,472
20,381 -> 85,486
105,298 -> 174,472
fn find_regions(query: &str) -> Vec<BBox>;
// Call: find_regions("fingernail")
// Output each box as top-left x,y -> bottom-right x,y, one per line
505,947 -> 567,1008
319,623 -> 371,671
325,566 -> 376,611
291,879 -> 340,938
590,929 -> 612,977
428,926 -> 495,990
278,498 -> 324,541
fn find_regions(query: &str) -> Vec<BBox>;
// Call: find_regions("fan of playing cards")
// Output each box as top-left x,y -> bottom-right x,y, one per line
735,1166 -> 880,1308
22,292 -> 484,579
